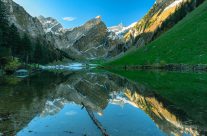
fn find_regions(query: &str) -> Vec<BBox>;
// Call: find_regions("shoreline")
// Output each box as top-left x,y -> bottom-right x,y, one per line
100,64 -> 207,72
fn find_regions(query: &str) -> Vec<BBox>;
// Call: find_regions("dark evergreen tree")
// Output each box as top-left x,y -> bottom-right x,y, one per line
8,24 -> 21,57
21,34 -> 32,63
0,0 -> 10,53
33,41 -> 43,64
0,0 -> 11,70
153,0 -> 197,41
0,1 -> 65,69
196,0 -> 205,7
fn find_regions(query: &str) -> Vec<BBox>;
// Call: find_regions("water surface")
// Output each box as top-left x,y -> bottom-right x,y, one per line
0,70 -> 207,136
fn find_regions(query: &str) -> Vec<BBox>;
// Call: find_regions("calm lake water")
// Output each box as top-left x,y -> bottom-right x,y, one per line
0,69 -> 207,136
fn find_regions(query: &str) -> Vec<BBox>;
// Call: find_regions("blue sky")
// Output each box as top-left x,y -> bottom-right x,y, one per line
13,0 -> 155,28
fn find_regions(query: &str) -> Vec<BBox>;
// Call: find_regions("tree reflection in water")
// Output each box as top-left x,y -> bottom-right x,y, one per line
0,70 -> 207,136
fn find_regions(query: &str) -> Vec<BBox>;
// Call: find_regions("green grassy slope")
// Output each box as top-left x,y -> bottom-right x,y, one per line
108,1 -> 207,66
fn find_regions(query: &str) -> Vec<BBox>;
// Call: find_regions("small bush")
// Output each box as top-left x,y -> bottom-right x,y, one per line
4,57 -> 21,74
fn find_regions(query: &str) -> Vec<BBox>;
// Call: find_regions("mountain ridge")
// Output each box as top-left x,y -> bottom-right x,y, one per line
124,0 -> 189,48
1,0 -> 204,63
37,15 -> 125,60
1,0 -> 126,60
106,0 -> 207,66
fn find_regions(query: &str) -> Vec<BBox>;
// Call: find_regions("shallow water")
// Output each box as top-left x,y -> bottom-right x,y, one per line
0,70 -> 207,136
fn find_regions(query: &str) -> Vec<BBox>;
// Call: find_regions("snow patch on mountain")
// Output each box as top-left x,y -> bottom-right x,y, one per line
38,16 -> 64,35
164,0 -> 184,11
108,22 -> 137,36
36,15 -> 125,59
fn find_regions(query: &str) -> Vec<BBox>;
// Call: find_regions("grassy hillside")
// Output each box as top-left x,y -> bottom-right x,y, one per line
107,1 -> 207,66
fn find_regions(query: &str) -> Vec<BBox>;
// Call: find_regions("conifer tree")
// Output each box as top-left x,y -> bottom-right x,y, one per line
0,1 -> 10,68
0,1 -> 10,51
33,41 -> 43,64
8,24 -> 21,57
21,34 -> 32,63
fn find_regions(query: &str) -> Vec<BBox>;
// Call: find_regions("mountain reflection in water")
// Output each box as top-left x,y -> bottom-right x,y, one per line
0,70 -> 207,136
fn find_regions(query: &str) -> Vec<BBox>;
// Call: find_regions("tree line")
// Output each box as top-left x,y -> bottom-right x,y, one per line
0,1 -> 64,73
153,0 -> 205,40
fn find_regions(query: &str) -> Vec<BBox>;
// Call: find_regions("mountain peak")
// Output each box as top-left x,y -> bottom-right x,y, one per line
37,15 -> 63,34
156,0 -> 165,4
83,16 -> 105,29
96,15 -> 102,19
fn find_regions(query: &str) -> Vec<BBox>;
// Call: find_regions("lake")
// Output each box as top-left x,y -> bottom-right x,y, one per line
0,69 -> 207,136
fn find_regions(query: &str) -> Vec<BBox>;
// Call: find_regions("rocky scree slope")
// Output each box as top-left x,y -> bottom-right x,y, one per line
2,0 -> 125,60
38,16 -> 125,60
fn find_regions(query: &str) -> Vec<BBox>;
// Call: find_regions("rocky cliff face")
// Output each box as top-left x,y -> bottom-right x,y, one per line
1,0 -> 45,37
38,16 -> 125,60
38,15 -> 64,35
1,0 -> 125,60
124,0 -> 192,48
1,0 -> 200,60
1,0 -> 67,61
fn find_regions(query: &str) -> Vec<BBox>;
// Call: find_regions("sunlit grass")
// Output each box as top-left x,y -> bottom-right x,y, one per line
107,1 -> 207,66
